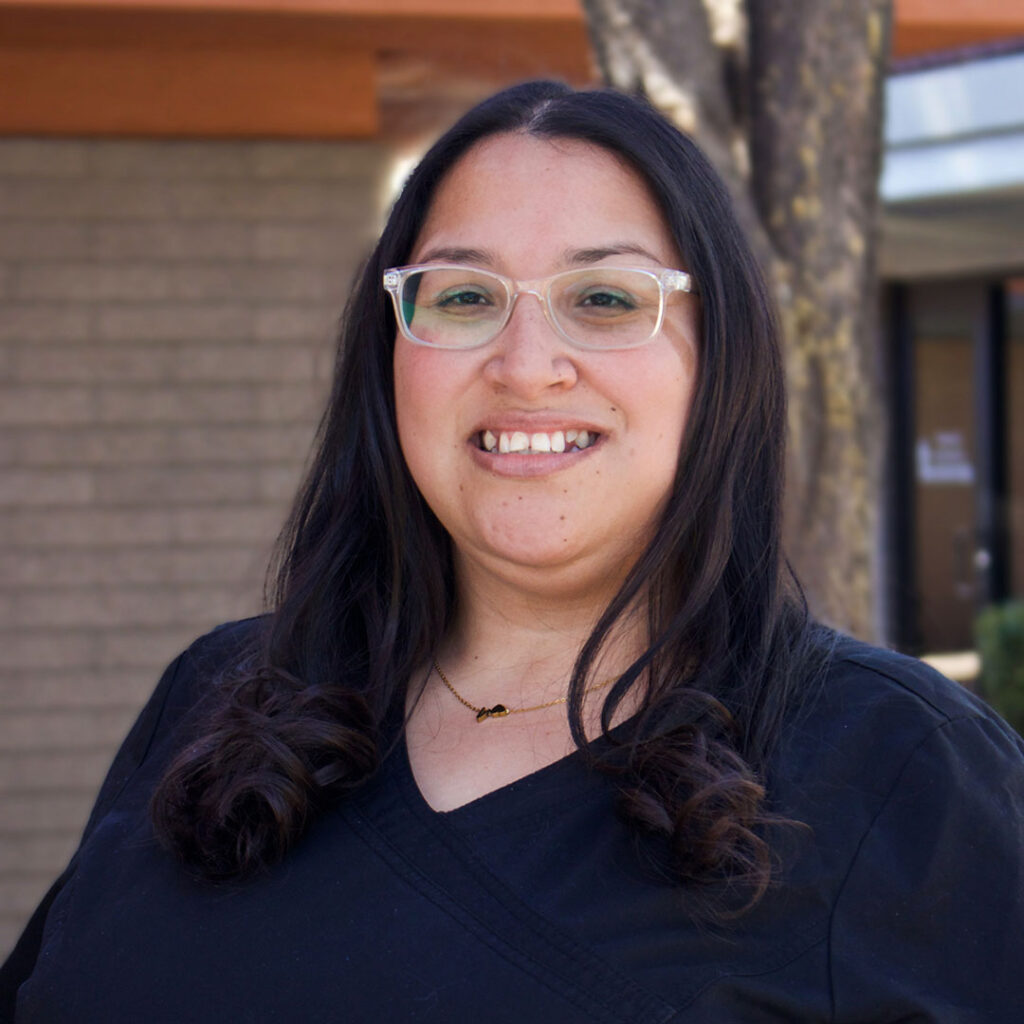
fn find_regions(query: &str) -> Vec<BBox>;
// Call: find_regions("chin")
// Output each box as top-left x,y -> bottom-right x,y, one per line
481,530 -> 583,570
473,520 -> 645,584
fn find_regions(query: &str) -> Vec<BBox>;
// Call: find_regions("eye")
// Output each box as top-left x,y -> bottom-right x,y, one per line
433,285 -> 495,310
576,287 -> 638,311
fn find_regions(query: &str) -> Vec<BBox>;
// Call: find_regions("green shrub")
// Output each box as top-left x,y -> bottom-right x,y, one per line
975,601 -> 1024,736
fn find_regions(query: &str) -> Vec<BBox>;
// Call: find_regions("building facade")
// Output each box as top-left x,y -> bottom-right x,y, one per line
881,43 -> 1024,653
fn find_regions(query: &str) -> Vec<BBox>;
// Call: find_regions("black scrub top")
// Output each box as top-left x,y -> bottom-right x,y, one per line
3,619 -> 1024,1022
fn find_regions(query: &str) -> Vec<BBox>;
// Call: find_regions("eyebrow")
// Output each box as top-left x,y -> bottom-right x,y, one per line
414,246 -> 495,266
566,243 -> 664,265
414,242 -> 665,269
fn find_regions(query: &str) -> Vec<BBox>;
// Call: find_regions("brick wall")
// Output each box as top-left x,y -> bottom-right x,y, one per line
0,137 -> 388,957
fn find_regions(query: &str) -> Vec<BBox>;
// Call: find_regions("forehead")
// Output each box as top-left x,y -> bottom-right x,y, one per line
410,133 -> 679,269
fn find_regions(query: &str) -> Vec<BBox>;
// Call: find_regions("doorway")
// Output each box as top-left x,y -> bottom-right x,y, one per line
888,277 -> 1016,653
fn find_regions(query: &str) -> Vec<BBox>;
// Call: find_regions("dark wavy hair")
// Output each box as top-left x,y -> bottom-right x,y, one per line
152,80 -> 823,913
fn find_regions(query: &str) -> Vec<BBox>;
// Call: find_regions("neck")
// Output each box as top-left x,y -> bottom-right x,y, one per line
435,558 -> 647,710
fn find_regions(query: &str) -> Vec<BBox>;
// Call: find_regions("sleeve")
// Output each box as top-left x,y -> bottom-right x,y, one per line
0,648 -> 193,1020
829,713 -> 1024,1023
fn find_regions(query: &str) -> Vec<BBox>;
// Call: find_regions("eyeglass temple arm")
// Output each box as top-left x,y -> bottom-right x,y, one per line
663,270 -> 694,294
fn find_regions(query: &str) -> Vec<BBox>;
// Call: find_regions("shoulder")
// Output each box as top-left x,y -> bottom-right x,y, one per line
776,634 -> 1023,798
124,614 -> 270,736
826,634 -> 993,723
180,614 -> 269,678
136,615 -> 269,732
81,615 -> 271,838
768,632 -> 1024,901
182,614 -> 268,684
795,640 -> 1024,1018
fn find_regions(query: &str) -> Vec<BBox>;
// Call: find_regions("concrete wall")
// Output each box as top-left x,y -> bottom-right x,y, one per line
0,137 -> 387,957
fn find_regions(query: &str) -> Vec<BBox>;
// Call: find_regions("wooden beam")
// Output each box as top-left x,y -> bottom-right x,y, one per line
0,0 -> 585,17
0,37 -> 377,137
893,0 -> 1024,57
0,3 -> 590,70
0,2 -> 589,138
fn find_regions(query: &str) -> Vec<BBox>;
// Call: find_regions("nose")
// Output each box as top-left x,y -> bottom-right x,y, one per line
481,292 -> 578,396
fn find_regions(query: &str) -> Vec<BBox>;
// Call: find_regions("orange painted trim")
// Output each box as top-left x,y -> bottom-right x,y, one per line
0,3 -> 590,138
0,6 -> 592,67
893,26 -> 1024,59
893,0 -> 1024,56
897,0 -> 1024,31
0,39 -> 378,137
0,0 -> 584,14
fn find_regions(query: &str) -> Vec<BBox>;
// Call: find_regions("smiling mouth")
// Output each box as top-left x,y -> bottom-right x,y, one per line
476,429 -> 599,454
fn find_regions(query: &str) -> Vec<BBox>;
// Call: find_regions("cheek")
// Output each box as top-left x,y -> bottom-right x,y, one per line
392,349 -> 415,439
393,344 -> 431,485
665,329 -> 699,440
624,340 -> 697,439
394,353 -> 428,477
393,343 -> 466,497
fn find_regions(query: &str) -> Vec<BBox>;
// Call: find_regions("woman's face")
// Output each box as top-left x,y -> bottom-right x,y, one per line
393,133 -> 699,600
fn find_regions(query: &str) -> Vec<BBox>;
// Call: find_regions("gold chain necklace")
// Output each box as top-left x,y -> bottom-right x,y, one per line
433,660 -> 615,723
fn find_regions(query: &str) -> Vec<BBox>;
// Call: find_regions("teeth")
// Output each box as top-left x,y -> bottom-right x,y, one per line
480,429 -> 596,454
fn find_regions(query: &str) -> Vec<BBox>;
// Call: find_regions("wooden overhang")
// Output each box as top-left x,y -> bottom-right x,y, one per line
895,0 -> 1024,59
0,0 -> 1021,139
0,0 -> 591,137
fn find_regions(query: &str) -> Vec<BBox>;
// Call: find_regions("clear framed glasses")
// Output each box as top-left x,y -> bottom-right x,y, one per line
383,263 -> 695,351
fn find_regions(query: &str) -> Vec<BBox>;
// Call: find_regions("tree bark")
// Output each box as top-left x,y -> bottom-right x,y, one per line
582,0 -> 892,639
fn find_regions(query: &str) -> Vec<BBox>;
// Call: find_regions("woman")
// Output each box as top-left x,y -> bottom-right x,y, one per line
3,81 -> 1023,1022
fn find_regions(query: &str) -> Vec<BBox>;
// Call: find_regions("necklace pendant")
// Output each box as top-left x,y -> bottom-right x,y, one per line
476,704 -> 510,722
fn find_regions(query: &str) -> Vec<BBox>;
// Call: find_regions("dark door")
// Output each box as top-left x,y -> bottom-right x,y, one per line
890,278 -> 1014,653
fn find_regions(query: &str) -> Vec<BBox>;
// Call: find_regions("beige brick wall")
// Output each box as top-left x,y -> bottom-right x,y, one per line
0,137 -> 388,958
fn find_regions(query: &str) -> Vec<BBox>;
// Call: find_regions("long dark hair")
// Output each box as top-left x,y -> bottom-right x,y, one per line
153,81 -> 823,912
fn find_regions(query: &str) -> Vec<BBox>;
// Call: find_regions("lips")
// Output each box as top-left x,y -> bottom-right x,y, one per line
477,429 -> 598,454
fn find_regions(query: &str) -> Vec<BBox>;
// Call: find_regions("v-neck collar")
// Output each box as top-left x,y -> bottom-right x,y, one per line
336,734 -> 677,1024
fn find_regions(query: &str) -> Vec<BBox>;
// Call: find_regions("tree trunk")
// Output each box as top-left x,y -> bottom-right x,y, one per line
582,0 -> 892,639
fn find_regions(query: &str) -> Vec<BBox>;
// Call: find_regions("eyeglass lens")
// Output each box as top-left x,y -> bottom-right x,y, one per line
398,267 -> 664,349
